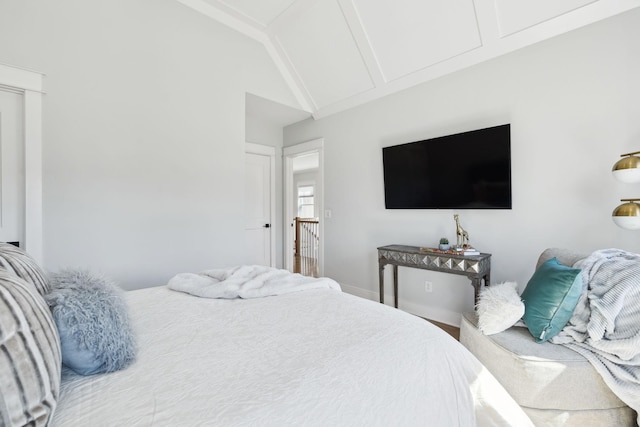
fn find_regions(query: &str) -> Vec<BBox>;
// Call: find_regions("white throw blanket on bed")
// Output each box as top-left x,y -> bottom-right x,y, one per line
551,248 -> 640,421
168,265 -> 341,299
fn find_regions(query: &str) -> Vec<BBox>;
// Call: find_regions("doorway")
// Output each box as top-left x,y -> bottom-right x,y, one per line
0,63 -> 44,263
0,88 -> 25,246
284,139 -> 324,276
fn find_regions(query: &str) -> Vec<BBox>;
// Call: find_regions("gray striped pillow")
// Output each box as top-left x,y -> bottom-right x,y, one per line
0,270 -> 61,426
0,242 -> 50,296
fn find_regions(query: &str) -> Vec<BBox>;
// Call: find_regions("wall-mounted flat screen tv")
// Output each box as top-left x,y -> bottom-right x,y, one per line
382,124 -> 511,209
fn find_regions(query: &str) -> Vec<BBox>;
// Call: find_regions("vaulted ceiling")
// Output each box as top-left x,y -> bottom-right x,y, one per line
178,0 -> 640,120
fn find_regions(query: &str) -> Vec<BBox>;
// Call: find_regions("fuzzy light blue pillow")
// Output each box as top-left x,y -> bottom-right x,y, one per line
45,269 -> 136,375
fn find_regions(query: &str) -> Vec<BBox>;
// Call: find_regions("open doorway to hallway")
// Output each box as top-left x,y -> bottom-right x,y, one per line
284,140 -> 324,277
293,172 -> 319,277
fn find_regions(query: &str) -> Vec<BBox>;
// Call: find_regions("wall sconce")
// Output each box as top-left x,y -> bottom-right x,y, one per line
612,198 -> 640,230
612,150 -> 640,229
612,151 -> 640,183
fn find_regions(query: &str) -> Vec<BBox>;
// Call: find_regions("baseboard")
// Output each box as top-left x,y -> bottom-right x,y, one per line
339,283 -> 379,301
340,283 -> 462,328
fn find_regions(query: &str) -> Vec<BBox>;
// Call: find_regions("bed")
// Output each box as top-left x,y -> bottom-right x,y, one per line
56,286 -> 532,426
0,244 -> 532,426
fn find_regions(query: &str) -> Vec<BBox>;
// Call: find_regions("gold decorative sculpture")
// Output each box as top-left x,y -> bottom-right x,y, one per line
454,214 -> 470,248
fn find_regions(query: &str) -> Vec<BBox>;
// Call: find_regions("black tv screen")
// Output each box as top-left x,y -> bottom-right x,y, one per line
382,124 -> 511,209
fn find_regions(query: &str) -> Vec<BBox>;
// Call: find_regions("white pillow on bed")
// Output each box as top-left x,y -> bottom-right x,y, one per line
476,281 -> 524,335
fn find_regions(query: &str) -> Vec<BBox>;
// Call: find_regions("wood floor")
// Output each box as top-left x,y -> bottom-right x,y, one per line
427,319 -> 460,341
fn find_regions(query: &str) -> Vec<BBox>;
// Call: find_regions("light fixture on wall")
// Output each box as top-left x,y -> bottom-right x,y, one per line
612,151 -> 640,183
612,150 -> 640,230
612,198 -> 640,230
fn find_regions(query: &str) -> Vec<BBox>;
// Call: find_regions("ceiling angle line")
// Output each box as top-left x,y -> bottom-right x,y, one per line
176,0 -> 313,114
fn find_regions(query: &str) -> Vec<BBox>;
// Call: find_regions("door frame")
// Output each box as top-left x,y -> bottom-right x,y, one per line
245,142 -> 276,267
0,63 -> 44,264
283,138 -> 324,275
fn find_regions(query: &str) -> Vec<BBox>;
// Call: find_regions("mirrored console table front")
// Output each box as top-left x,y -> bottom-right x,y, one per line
377,244 -> 491,308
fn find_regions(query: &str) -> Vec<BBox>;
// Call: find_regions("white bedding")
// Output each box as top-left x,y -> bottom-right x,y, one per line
168,265 -> 341,299
53,286 -> 531,426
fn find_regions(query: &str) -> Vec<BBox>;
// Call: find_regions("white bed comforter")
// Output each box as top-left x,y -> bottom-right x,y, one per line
167,265 -> 341,299
54,286 -> 531,426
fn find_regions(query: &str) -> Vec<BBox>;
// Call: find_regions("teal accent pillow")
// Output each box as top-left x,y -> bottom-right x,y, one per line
521,257 -> 582,343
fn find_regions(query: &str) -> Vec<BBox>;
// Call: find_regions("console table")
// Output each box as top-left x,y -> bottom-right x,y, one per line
378,244 -> 491,308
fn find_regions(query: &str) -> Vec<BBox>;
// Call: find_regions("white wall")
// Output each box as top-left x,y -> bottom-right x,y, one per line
284,9 -> 640,325
0,0 -> 297,289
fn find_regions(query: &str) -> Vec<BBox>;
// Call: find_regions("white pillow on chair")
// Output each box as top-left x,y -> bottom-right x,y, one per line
476,281 -> 524,335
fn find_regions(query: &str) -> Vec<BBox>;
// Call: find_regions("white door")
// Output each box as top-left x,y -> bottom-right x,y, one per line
245,147 -> 274,266
0,89 -> 25,245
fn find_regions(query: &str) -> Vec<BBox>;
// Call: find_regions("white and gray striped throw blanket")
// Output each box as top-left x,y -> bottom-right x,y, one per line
168,265 -> 341,299
551,248 -> 640,422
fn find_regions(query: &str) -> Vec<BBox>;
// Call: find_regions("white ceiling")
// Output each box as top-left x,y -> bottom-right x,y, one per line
179,0 -> 640,120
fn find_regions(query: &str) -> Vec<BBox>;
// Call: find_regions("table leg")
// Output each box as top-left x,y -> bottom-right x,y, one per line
471,277 -> 481,307
378,262 -> 385,304
393,265 -> 398,309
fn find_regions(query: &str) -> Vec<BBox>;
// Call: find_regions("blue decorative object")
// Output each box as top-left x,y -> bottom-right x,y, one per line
520,257 -> 582,343
45,269 -> 136,375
